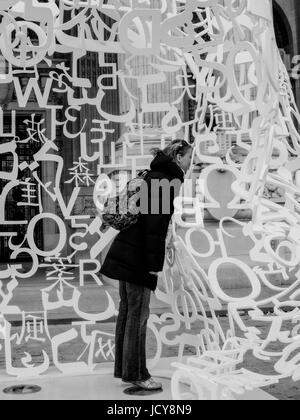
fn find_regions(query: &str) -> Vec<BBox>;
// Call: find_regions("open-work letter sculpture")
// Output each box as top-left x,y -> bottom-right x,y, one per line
0,1 -> 300,399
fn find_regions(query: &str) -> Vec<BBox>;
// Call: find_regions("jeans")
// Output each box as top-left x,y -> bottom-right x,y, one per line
114,281 -> 152,382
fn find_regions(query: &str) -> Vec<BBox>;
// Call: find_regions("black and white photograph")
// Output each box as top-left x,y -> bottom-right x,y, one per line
0,0 -> 300,405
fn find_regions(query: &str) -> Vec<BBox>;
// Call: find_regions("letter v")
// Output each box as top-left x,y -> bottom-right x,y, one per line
54,187 -> 81,219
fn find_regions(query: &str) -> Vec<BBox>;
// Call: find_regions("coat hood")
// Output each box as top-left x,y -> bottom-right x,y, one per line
150,151 -> 185,183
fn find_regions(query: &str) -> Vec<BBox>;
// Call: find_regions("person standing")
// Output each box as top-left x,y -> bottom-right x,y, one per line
99,140 -> 194,390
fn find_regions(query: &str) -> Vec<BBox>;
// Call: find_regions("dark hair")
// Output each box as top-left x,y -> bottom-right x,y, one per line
150,140 -> 192,161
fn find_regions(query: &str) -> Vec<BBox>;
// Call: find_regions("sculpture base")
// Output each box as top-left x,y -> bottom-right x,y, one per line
0,358 -> 277,400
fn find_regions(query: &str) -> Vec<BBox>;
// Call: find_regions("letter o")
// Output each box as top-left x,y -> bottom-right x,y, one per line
27,213 -> 66,257
208,258 -> 261,303
1,21 -> 47,67
185,228 -> 216,258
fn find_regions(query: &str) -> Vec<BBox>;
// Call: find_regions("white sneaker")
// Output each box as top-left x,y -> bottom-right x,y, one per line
132,377 -> 163,391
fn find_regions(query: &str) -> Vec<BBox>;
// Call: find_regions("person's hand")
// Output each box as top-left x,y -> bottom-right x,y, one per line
149,271 -> 160,276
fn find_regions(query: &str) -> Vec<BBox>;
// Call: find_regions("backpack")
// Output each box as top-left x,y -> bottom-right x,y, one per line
101,170 -> 149,231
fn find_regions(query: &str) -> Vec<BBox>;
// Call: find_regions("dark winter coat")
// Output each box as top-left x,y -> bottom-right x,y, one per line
99,151 -> 185,291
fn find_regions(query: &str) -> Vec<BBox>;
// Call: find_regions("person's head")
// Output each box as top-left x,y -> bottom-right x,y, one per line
151,140 -> 194,174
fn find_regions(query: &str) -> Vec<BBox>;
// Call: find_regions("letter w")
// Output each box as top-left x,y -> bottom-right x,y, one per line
13,77 -> 53,108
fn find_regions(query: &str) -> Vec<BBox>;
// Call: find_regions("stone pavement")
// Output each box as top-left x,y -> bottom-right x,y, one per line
0,311 -> 298,400
0,270 -> 205,326
1,266 -> 283,325
0,268 -> 299,400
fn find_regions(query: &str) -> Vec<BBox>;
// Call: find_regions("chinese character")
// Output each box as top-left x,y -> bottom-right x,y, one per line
41,257 -> 77,282
17,178 -> 39,208
66,158 -> 95,187
18,114 -> 47,144
16,312 -> 50,344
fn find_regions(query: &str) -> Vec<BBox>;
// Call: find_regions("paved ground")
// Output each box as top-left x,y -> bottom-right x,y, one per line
0,315 -> 299,400
0,269 -> 299,400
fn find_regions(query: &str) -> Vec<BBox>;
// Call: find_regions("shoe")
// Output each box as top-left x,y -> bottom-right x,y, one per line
132,377 -> 163,391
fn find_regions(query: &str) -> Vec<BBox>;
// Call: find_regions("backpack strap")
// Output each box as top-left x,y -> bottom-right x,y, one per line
138,169 -> 150,179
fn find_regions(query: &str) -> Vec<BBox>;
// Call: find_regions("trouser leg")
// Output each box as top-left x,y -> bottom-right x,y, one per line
114,281 -> 128,378
121,282 -> 151,382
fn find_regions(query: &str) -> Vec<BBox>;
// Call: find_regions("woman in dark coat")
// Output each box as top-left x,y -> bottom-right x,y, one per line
99,140 -> 193,390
